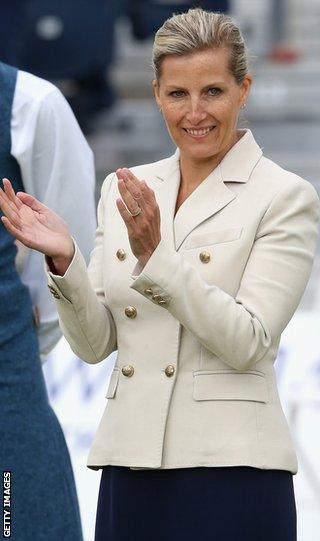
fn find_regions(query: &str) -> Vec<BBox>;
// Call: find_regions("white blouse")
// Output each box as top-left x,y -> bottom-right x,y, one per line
11,69 -> 97,359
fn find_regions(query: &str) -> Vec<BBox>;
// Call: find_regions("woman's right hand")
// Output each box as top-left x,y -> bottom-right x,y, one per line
0,178 -> 74,270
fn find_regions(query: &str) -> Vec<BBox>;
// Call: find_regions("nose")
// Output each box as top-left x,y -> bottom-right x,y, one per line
185,96 -> 207,125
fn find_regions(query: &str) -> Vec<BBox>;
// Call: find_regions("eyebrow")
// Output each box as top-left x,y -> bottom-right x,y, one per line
165,82 -> 225,90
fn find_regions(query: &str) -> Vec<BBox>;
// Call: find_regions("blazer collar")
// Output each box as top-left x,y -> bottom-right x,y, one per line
156,129 -> 263,184
155,129 -> 263,251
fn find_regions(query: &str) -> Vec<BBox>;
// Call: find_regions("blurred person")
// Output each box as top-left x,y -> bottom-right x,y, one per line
1,8 -> 319,541
0,0 -> 119,132
0,60 -> 96,540
268,0 -> 300,62
128,0 -> 230,40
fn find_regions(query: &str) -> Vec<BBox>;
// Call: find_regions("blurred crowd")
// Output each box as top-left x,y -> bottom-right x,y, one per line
1,1 -> 232,132
1,0 -> 298,134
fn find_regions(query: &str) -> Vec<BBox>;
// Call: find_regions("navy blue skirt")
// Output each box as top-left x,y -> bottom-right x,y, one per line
94,466 -> 296,541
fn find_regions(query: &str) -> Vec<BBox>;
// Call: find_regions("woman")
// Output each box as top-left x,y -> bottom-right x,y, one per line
1,8 -> 319,541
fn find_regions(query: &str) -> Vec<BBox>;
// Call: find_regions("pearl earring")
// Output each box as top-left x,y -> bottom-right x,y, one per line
241,103 -> 246,109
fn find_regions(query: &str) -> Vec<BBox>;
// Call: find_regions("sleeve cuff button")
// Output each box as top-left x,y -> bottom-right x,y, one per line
47,285 -> 61,299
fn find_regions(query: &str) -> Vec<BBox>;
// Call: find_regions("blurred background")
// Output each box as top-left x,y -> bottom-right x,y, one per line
1,1 -> 319,540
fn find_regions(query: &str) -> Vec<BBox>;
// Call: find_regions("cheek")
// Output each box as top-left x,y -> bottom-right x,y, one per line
163,105 -> 183,127
215,99 -> 239,126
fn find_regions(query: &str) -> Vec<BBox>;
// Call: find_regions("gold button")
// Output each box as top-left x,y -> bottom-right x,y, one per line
124,306 -> 137,318
47,285 -> 61,299
122,365 -> 134,377
165,365 -> 175,377
144,288 -> 153,295
152,294 -> 162,303
158,299 -> 167,306
116,249 -> 126,261
199,251 -> 211,263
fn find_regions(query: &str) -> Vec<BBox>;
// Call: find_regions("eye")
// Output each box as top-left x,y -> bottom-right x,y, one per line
169,90 -> 185,98
207,87 -> 222,96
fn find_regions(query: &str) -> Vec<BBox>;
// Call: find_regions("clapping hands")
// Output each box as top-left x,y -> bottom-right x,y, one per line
0,178 -> 74,271
0,168 -> 162,275
116,168 -> 161,267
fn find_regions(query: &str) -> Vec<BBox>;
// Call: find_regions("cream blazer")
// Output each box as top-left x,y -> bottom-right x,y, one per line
46,129 -> 320,473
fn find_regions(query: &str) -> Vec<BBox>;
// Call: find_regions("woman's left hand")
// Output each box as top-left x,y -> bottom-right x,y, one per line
116,168 -> 161,268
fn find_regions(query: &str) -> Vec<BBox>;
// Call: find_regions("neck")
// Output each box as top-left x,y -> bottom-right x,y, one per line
179,130 -> 242,191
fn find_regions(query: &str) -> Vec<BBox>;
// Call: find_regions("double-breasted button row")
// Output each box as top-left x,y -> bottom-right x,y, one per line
117,247 -> 211,265
199,251 -> 211,263
122,365 -> 134,377
121,365 -> 175,378
125,306 -> 137,318
165,364 -> 175,377
116,249 -> 126,261
47,284 -> 61,299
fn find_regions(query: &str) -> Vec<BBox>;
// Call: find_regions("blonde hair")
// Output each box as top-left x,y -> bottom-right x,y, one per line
152,8 -> 249,85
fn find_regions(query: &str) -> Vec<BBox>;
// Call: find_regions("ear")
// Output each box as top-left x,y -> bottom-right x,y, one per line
152,79 -> 162,109
240,73 -> 252,106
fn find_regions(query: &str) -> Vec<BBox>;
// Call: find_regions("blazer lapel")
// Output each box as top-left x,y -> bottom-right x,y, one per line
154,151 -> 180,250
173,167 -> 236,250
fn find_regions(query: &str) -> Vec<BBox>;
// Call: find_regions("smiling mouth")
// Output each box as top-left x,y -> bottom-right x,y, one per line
183,126 -> 216,137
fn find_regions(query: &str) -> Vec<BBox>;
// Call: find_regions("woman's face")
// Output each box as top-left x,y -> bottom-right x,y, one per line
153,47 -> 252,163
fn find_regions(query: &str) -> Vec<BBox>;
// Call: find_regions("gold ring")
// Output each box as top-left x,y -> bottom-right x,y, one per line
130,207 -> 142,217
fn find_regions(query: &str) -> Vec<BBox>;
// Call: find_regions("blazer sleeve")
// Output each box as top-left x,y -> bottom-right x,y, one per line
45,174 -> 117,364
130,179 -> 320,371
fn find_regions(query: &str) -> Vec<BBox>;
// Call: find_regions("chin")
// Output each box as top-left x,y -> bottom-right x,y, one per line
184,144 -> 220,161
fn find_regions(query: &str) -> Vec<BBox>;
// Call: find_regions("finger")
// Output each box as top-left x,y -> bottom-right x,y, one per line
117,168 -> 147,211
1,216 -> 27,243
120,168 -> 143,194
0,186 -> 21,217
16,192 -> 48,213
2,178 -> 22,209
115,169 -> 127,182
117,182 -> 141,218
115,197 -> 136,231
0,190 -> 22,228
117,176 -> 142,216
120,168 -> 142,187
126,175 -> 158,213
123,170 -> 156,207
139,180 -> 156,205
